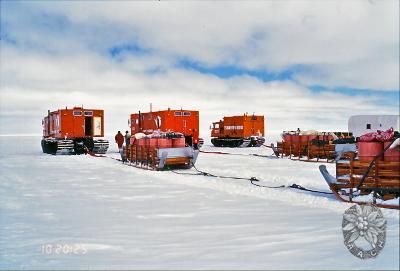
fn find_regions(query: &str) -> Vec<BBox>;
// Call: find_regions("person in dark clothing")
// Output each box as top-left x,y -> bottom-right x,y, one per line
125,131 -> 131,147
115,131 -> 124,159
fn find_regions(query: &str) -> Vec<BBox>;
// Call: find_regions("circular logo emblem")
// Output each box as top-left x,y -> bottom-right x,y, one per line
342,204 -> 386,259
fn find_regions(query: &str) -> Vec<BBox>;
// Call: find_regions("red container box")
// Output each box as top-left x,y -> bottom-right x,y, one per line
357,142 -> 383,162
172,138 -> 185,148
283,134 -> 291,142
308,135 -> 318,142
137,138 -> 146,146
290,135 -> 300,143
148,138 -> 158,147
383,141 -> 400,162
157,138 -> 172,148
300,135 -> 318,143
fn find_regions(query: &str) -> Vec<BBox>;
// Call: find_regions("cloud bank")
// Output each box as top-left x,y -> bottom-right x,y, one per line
0,1 -> 398,137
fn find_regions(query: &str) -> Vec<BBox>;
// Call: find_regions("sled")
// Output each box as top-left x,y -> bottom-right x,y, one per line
269,143 -> 280,157
319,152 -> 400,209
125,144 -> 199,170
276,141 -> 335,162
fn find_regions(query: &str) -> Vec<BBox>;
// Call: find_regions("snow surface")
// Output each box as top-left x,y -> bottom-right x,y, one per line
0,136 -> 399,270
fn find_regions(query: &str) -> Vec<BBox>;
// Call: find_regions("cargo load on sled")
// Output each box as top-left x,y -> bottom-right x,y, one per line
276,130 -> 354,162
124,132 -> 199,170
320,128 -> 400,209
125,108 -> 201,170
129,108 -> 203,149
210,114 -> 265,147
41,107 -> 109,155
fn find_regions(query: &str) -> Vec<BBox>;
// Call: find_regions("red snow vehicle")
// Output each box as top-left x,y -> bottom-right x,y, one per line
130,108 -> 203,148
41,107 -> 109,154
210,114 -> 265,147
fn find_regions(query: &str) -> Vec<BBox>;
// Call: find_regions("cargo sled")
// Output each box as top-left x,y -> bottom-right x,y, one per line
276,131 -> 354,162
124,132 -> 199,170
319,137 -> 400,209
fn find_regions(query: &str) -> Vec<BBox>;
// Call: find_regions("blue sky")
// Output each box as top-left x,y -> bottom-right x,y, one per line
0,1 -> 399,135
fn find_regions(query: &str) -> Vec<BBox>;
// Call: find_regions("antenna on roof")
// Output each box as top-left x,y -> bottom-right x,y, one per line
150,103 -> 152,112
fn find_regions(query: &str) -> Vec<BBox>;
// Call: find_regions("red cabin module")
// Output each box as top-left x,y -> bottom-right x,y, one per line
41,107 -> 109,154
210,114 -> 265,147
130,108 -> 203,148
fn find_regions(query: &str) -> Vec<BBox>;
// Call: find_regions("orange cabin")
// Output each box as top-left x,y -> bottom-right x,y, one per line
130,109 -> 200,144
42,107 -> 105,139
211,114 -> 265,138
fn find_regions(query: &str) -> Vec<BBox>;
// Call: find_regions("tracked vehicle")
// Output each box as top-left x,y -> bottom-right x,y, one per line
41,107 -> 109,154
210,114 -> 265,147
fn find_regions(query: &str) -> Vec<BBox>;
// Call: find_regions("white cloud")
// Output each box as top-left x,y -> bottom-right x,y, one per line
0,1 -> 398,135
13,0 -> 398,90
0,46 -> 396,136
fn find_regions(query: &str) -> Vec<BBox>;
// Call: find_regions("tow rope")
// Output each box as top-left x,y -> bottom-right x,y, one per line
199,150 -> 276,159
171,164 -> 332,194
87,149 -> 332,195
82,145 -> 107,157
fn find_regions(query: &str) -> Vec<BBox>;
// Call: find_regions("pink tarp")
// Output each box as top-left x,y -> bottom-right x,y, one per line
358,127 -> 395,142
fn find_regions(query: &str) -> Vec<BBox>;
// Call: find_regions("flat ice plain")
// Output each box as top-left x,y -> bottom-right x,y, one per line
0,136 -> 398,269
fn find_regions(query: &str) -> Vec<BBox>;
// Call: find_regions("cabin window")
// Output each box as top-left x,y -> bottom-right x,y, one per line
366,124 -> 371,129
155,116 -> 162,128
174,112 -> 182,116
183,112 -> 191,116
84,111 -> 93,116
251,116 -> 257,120
73,111 -> 82,116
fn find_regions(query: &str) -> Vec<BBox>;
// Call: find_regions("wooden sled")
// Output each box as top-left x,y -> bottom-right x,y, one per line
276,141 -> 335,163
124,145 -> 199,170
319,152 -> 399,209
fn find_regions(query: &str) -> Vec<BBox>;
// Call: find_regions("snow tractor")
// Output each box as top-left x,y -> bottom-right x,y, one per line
41,107 -> 109,154
129,108 -> 203,149
210,114 -> 265,147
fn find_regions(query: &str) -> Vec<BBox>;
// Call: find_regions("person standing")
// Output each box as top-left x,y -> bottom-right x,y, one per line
125,130 -> 131,147
115,131 -> 124,159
